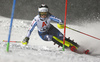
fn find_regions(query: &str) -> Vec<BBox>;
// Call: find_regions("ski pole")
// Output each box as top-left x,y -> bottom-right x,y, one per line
3,40 -> 21,43
66,26 -> 100,40
6,0 -> 16,52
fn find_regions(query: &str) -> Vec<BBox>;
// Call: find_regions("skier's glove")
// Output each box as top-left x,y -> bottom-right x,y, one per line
21,37 -> 29,45
57,22 -> 64,29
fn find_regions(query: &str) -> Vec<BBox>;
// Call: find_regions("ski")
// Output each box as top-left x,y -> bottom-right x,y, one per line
3,40 -> 21,43
52,36 -> 90,54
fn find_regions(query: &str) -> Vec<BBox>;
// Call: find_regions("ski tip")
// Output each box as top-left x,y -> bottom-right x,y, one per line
70,46 -> 77,52
85,49 -> 90,54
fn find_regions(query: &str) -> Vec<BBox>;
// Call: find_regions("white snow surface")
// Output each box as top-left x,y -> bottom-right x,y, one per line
0,16 -> 100,62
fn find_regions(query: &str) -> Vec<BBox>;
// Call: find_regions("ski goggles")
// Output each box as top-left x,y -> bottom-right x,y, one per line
39,12 -> 48,16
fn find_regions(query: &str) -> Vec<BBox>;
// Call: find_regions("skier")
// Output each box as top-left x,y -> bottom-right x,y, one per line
22,4 -> 88,53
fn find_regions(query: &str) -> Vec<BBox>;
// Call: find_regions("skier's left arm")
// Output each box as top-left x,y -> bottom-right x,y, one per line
50,15 -> 64,29
49,15 -> 64,24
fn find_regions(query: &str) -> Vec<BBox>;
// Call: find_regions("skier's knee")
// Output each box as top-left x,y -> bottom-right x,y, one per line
57,33 -> 63,40
43,35 -> 52,41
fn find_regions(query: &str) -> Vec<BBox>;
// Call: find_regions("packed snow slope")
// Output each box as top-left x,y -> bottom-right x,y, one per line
0,16 -> 100,62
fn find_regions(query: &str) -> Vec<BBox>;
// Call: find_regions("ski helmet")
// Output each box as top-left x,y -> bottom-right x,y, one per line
38,4 -> 49,16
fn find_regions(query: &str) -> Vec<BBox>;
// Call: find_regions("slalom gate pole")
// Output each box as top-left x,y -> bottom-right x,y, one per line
63,0 -> 68,51
66,26 -> 100,40
6,0 -> 16,52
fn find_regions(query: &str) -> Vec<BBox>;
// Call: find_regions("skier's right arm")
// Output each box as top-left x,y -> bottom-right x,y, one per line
26,19 -> 37,37
22,19 -> 37,45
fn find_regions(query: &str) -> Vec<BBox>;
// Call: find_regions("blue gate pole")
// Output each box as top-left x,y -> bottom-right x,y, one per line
6,0 -> 16,52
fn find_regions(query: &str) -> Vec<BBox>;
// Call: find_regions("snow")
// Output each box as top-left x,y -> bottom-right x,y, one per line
0,16 -> 100,62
